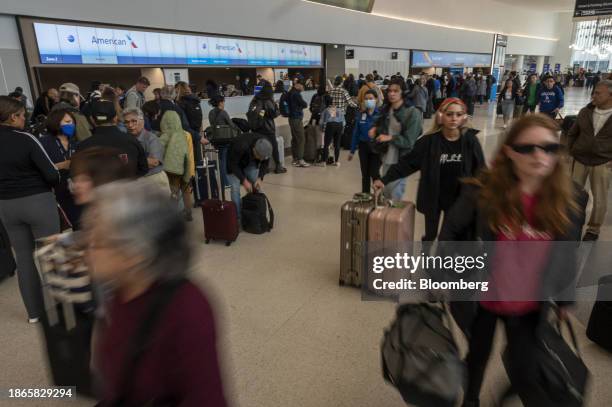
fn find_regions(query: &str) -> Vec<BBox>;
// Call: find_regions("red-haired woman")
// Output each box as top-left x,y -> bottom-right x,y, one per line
439,114 -> 587,407
373,98 -> 486,241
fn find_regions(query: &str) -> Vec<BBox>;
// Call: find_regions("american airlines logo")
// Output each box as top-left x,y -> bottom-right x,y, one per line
67,35 -> 75,43
126,34 -> 138,48
289,49 -> 303,55
216,44 -> 236,51
91,36 -> 127,46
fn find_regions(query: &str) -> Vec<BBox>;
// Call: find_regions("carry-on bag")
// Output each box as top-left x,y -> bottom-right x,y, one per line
209,124 -> 239,145
339,193 -> 375,287
367,198 -> 415,297
201,148 -> 239,246
587,274 -> 612,352
502,304 -> 589,407
193,146 -> 219,205
304,124 -> 319,162
241,192 -> 274,234
381,303 -> 465,407
35,232 -> 96,397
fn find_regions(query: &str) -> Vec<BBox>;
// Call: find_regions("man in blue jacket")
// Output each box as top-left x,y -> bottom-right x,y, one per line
538,75 -> 564,119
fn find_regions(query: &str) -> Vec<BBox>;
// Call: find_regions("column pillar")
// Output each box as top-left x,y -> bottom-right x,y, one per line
536,55 -> 546,74
513,55 -> 525,72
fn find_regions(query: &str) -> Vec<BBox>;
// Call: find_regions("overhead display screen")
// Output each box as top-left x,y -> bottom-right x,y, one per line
33,22 -> 323,67
574,0 -> 612,18
411,51 -> 492,68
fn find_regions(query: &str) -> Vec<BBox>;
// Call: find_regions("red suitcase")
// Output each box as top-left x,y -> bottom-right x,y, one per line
201,148 -> 239,246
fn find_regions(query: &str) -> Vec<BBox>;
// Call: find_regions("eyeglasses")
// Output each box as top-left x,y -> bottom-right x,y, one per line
510,143 -> 561,155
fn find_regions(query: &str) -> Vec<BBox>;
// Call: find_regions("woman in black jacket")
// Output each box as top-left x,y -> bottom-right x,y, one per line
0,96 -> 60,322
498,79 -> 519,129
175,81 -> 203,133
438,114 -> 587,407
373,98 -> 485,242
39,109 -> 81,226
248,82 -> 286,173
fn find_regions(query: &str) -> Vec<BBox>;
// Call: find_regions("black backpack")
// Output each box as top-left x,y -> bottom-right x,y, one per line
241,192 -> 274,234
279,91 -> 290,117
310,94 -> 323,115
247,100 -> 265,132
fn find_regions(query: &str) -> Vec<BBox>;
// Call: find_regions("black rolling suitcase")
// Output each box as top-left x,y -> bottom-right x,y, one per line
0,219 -> 16,282
587,275 -> 612,352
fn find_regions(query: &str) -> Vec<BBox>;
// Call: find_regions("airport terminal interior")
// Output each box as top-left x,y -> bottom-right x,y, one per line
1,1 -> 612,406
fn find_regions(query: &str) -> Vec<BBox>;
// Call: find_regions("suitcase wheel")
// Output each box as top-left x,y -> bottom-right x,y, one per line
225,241 -> 231,247
205,239 -> 210,244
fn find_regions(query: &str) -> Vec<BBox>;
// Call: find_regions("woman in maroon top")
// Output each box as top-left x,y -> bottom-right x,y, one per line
439,114 -> 587,407
84,180 -> 227,406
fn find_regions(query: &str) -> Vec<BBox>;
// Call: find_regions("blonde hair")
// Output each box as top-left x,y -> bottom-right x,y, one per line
426,97 -> 470,135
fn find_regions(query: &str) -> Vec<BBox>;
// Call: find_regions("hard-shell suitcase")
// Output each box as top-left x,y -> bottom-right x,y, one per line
304,125 -> 318,162
340,193 -> 375,287
201,148 -> 239,246
587,274 -> 612,352
367,199 -> 416,296
193,159 -> 219,206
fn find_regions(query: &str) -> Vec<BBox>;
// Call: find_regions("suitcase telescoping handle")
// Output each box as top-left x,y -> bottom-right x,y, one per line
203,147 -> 225,202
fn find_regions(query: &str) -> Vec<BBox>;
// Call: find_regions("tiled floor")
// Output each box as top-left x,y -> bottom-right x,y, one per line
0,87 -> 611,407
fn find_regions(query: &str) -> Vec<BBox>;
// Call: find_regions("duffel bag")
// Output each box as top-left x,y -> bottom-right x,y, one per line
381,303 -> 465,407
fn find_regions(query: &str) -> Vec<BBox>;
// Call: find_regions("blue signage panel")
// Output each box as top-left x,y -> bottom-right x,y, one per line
411,51 -> 491,68
554,63 -> 561,72
543,63 -> 550,73
34,22 -> 323,67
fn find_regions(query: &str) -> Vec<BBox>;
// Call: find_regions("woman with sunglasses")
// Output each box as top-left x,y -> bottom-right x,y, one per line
373,98 -> 485,242
439,114 -> 587,407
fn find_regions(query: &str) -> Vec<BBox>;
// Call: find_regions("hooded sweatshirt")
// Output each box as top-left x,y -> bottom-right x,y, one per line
159,111 -> 194,182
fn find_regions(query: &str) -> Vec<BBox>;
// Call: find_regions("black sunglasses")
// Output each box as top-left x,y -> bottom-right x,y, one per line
510,143 -> 561,155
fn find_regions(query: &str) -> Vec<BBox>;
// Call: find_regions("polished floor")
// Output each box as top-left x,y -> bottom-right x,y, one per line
0,87 -> 611,407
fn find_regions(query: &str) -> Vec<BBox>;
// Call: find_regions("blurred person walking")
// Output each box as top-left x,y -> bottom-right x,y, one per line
85,180 -> 227,406
0,96 -> 60,322
499,79 -> 518,129
439,114 -> 587,407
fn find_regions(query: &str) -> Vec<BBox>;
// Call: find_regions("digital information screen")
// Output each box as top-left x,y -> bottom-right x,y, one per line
411,51 -> 492,68
33,22 -> 323,67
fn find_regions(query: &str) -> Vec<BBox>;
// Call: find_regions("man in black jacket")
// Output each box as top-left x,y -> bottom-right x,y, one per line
227,133 -> 272,221
76,100 -> 148,177
288,81 -> 309,167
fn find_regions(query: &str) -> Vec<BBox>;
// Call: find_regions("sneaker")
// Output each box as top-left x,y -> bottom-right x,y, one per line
28,317 -> 39,324
298,160 -> 310,167
314,161 -> 326,167
330,161 -> 340,167
274,166 -> 287,174
583,232 -> 599,241
291,161 -> 300,167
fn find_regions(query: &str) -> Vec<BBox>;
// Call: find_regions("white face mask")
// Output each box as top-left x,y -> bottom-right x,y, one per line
364,99 -> 376,110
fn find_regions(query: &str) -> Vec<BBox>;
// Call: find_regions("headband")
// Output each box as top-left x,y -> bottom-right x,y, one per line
438,97 -> 467,113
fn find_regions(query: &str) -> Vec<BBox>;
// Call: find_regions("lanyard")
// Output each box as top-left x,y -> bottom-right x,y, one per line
55,137 -> 74,160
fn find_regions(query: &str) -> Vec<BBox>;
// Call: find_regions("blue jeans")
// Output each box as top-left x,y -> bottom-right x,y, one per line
382,163 -> 407,202
227,164 -> 259,220
218,145 -> 229,188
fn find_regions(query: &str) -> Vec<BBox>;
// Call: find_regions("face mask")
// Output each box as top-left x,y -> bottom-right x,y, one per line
60,123 -> 76,138
364,99 -> 376,110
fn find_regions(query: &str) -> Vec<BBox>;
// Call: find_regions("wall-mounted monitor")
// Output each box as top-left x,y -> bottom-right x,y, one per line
411,50 -> 491,68
33,22 -> 323,67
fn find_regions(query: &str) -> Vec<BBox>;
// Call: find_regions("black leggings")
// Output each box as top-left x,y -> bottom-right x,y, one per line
357,141 -> 381,193
464,305 -> 541,402
323,122 -> 343,162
